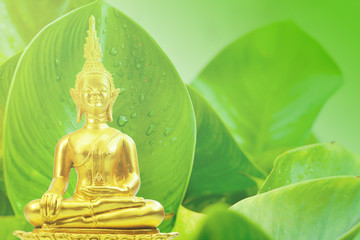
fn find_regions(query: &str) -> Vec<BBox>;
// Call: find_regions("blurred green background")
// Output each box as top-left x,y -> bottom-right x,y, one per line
1,0 -> 359,153
1,0 -> 360,239
106,0 -> 360,155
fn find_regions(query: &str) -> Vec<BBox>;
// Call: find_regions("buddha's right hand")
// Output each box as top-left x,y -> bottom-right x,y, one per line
40,192 -> 63,223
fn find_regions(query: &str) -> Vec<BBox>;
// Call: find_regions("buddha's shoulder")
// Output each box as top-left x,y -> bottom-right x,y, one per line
65,127 -> 131,143
108,129 -> 135,144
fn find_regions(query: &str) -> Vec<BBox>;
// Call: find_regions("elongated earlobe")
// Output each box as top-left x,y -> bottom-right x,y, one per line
70,88 -> 83,122
107,88 -> 120,122
76,106 -> 84,122
107,103 -> 113,122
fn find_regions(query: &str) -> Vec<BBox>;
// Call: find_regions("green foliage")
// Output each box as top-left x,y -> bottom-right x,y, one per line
0,189 -> 13,215
172,205 -> 205,240
259,142 -> 360,193
4,0 -> 93,43
3,0 -> 195,231
0,216 -> 32,240
0,53 -> 21,215
173,204 -> 271,240
0,1 -> 24,64
191,21 -> 342,172
194,204 -> 271,240
0,0 -> 358,239
184,86 -> 265,211
231,176 -> 360,240
0,0 -> 92,64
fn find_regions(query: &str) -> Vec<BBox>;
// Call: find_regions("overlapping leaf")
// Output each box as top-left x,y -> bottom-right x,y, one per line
0,1 -> 24,64
0,53 -> 21,215
191,21 -> 342,172
183,86 -> 265,211
0,216 -> 32,240
4,0 -> 93,43
194,205 -> 271,240
172,204 -> 271,240
3,0 -> 195,231
259,142 -> 360,193
0,0 -> 93,64
172,205 -> 205,240
231,176 -> 360,240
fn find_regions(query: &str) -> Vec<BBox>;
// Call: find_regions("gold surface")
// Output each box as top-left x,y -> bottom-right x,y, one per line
18,15 -> 175,238
33,228 -> 159,234
14,230 -> 179,240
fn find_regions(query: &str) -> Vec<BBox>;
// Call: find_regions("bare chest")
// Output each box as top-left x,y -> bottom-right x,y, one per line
69,130 -> 123,169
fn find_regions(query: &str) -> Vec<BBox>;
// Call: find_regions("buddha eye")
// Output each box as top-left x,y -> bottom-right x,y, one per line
82,88 -> 91,94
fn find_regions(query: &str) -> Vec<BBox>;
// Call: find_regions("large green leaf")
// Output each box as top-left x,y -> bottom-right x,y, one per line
191,21 -> 342,172
259,142 -> 360,193
0,216 -> 32,240
0,1 -> 24,64
172,205 -> 205,240
194,204 -> 271,240
0,189 -> 13,216
0,53 -> 21,215
108,0 -> 360,157
0,53 -> 21,175
172,204 -> 271,240
183,86 -> 265,211
0,0 -> 92,64
338,223 -> 360,240
4,0 -> 93,43
3,0 -> 195,230
231,176 -> 360,240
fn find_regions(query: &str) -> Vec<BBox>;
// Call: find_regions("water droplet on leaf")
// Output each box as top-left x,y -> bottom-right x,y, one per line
119,88 -> 125,94
130,113 -> 137,119
56,73 -> 62,82
147,110 -> 154,117
146,124 -> 154,136
115,11 -> 121,17
117,116 -> 128,126
114,60 -> 122,67
149,139 -> 155,146
164,128 -> 174,136
110,48 -> 118,56
136,64 -> 142,69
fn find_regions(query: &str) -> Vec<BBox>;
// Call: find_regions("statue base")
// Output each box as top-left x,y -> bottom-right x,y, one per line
14,228 -> 179,240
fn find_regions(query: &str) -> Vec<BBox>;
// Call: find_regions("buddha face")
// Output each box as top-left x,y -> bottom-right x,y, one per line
70,72 -> 120,122
79,73 -> 111,115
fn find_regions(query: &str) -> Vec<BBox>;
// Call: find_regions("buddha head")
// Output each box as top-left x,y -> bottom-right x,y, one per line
70,15 -> 120,122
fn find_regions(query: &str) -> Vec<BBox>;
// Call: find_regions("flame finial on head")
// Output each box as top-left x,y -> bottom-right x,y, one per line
84,15 -> 103,61
75,15 -> 114,89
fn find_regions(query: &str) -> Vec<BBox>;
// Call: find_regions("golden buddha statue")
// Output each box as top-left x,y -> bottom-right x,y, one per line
14,15 -> 178,240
